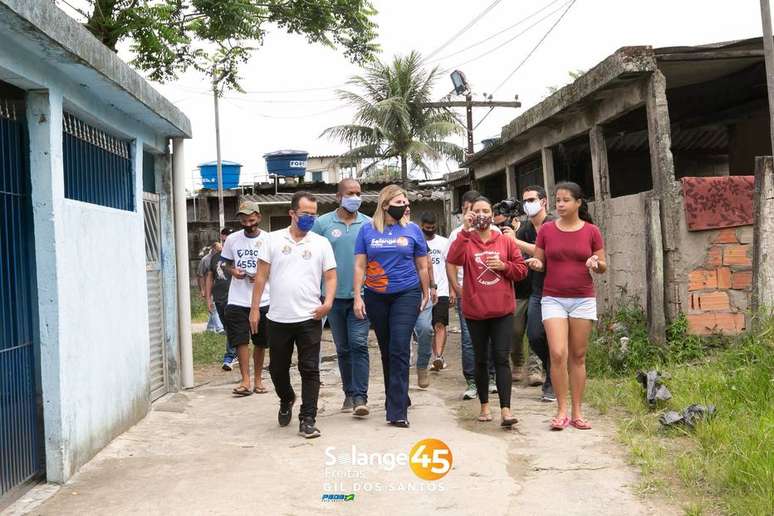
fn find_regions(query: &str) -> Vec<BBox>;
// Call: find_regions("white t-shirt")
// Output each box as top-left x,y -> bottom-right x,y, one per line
220,229 -> 271,308
426,235 -> 450,297
261,228 -> 337,324
447,224 -> 501,287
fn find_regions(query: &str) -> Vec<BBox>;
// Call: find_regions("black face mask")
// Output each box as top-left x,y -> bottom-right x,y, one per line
386,205 -> 408,222
242,223 -> 259,234
422,229 -> 435,238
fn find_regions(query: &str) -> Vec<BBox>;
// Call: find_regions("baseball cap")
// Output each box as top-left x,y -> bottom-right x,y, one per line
237,201 -> 261,215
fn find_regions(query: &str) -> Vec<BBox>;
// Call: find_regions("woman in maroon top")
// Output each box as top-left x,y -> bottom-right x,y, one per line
447,197 -> 528,427
528,182 -> 607,431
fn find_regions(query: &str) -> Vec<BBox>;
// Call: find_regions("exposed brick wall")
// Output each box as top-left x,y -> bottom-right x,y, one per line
686,225 -> 753,335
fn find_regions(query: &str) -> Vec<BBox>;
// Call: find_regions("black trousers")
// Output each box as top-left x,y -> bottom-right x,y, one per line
268,318 -> 322,421
466,314 -> 513,408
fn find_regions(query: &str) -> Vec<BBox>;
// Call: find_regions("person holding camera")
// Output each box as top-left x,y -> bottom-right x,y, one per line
500,186 -> 555,403
527,182 -> 607,431
447,196 -> 528,427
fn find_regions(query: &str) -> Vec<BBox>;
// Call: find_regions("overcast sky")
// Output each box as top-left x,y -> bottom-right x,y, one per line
63,0 -> 766,188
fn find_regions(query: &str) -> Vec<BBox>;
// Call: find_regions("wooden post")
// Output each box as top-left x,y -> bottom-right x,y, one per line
645,195 -> 667,343
541,147 -> 556,208
752,156 -> 774,317
646,70 -> 682,323
589,125 -> 614,310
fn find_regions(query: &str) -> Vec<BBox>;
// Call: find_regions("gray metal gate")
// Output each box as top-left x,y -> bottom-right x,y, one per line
144,192 -> 167,400
0,97 -> 44,499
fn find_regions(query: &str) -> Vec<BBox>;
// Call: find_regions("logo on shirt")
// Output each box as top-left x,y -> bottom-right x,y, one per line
330,228 -> 342,239
473,252 -> 502,286
396,237 -> 409,247
281,245 -> 292,255
253,240 -> 262,249
302,249 -> 312,260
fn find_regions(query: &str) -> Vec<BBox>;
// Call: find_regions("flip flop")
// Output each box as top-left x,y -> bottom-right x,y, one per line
550,416 -> 570,431
232,386 -> 253,397
501,417 -> 519,427
570,418 -> 592,430
253,386 -> 268,394
477,413 -> 493,422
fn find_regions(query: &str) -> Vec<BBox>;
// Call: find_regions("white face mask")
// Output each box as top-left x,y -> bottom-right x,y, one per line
523,200 -> 543,217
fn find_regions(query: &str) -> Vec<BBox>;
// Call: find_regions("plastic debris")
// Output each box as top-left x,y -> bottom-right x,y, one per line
637,370 -> 673,405
659,404 -> 717,428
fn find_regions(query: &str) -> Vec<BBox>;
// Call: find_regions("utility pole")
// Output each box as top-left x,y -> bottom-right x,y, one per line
465,93 -> 474,155
761,0 -> 774,153
213,84 -> 225,229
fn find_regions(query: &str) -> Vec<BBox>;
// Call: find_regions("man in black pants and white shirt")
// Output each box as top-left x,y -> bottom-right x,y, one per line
250,192 -> 337,439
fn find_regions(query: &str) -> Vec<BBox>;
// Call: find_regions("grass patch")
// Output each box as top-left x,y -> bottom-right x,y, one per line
190,290 -> 209,324
586,304 -> 774,515
192,331 -> 226,365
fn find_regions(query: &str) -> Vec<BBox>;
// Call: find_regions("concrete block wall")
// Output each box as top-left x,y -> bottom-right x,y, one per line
685,226 -> 753,335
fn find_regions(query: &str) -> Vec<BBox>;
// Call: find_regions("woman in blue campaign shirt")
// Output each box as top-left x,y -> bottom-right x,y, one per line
353,185 -> 429,428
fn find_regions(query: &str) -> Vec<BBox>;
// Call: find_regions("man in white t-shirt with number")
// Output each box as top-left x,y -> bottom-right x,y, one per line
419,212 -> 450,373
221,201 -> 271,397
250,192 -> 337,439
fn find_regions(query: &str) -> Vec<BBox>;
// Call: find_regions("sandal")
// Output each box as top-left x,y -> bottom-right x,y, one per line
477,413 -> 493,422
570,418 -> 592,430
253,386 -> 268,394
501,417 -> 518,427
232,385 -> 253,397
550,416 -> 570,430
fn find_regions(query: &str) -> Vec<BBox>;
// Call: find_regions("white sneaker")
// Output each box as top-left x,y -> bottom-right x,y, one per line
489,380 -> 498,394
463,381 -> 477,400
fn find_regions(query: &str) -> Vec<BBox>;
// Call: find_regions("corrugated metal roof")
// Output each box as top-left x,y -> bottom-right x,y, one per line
241,190 -> 442,205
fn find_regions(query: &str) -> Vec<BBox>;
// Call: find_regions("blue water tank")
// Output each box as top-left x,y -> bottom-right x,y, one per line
199,160 -> 242,190
264,150 -> 308,178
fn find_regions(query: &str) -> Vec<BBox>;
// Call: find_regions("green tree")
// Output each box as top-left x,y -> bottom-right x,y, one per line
60,0 -> 379,93
323,51 -> 464,187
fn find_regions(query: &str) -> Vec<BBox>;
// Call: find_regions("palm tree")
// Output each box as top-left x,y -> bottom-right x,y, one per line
322,51 -> 464,188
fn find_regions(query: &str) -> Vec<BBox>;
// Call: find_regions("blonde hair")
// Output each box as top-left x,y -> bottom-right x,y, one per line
372,184 -> 409,233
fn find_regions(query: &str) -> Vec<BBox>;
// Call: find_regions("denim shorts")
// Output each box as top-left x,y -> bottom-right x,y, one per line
541,296 -> 597,321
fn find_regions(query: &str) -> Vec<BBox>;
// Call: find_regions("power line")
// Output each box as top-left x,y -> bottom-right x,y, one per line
426,0 -> 564,64
440,0 -> 572,74
424,0 -> 505,61
491,0 -> 579,95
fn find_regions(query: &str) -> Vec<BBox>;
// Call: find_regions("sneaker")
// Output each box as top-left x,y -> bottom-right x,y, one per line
389,420 -> 410,428
541,385 -> 556,403
222,357 -> 238,371
341,396 -> 354,413
417,368 -> 430,389
298,418 -> 321,439
431,356 -> 444,372
278,398 -> 295,427
489,379 -> 498,394
353,399 -> 370,417
527,371 -> 544,387
463,380 -> 477,400
441,357 -> 448,370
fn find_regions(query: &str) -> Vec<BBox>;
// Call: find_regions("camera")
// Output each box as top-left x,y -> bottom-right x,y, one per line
492,198 -> 524,228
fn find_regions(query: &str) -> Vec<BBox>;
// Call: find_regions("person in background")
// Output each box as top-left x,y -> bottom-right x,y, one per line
412,238 -> 437,389
205,238 -> 237,371
353,185 -> 430,428
528,181 -> 607,431
447,196 -> 528,427
311,179 -> 372,417
502,185 -> 555,402
250,192 -> 337,439
447,190 -> 500,400
420,212 -> 450,372
221,202 -> 271,396
198,244 -> 224,334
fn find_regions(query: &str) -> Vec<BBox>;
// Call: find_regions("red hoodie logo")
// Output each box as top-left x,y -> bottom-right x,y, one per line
473,251 -> 502,286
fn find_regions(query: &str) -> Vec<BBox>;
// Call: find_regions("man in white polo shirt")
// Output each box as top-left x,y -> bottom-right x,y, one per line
250,191 -> 337,439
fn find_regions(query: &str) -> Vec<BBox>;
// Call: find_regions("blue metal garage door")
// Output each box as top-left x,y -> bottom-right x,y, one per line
0,96 -> 43,501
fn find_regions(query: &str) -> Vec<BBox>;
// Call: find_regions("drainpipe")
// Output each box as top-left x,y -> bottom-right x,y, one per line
172,138 -> 194,388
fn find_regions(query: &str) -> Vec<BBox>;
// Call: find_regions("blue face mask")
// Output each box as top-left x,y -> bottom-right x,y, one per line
297,213 -> 316,232
340,195 -> 362,213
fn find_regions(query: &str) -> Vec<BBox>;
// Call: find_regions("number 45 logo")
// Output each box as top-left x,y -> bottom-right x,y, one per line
409,439 -> 453,480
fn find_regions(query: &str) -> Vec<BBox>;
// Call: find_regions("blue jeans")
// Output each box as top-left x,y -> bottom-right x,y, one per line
214,302 -> 235,361
414,300 -> 434,370
328,298 -> 371,402
207,302 -> 224,333
364,286 -> 421,422
457,297 -> 495,382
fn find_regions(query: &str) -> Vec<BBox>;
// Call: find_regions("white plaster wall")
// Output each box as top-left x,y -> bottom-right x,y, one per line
56,199 -> 150,473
